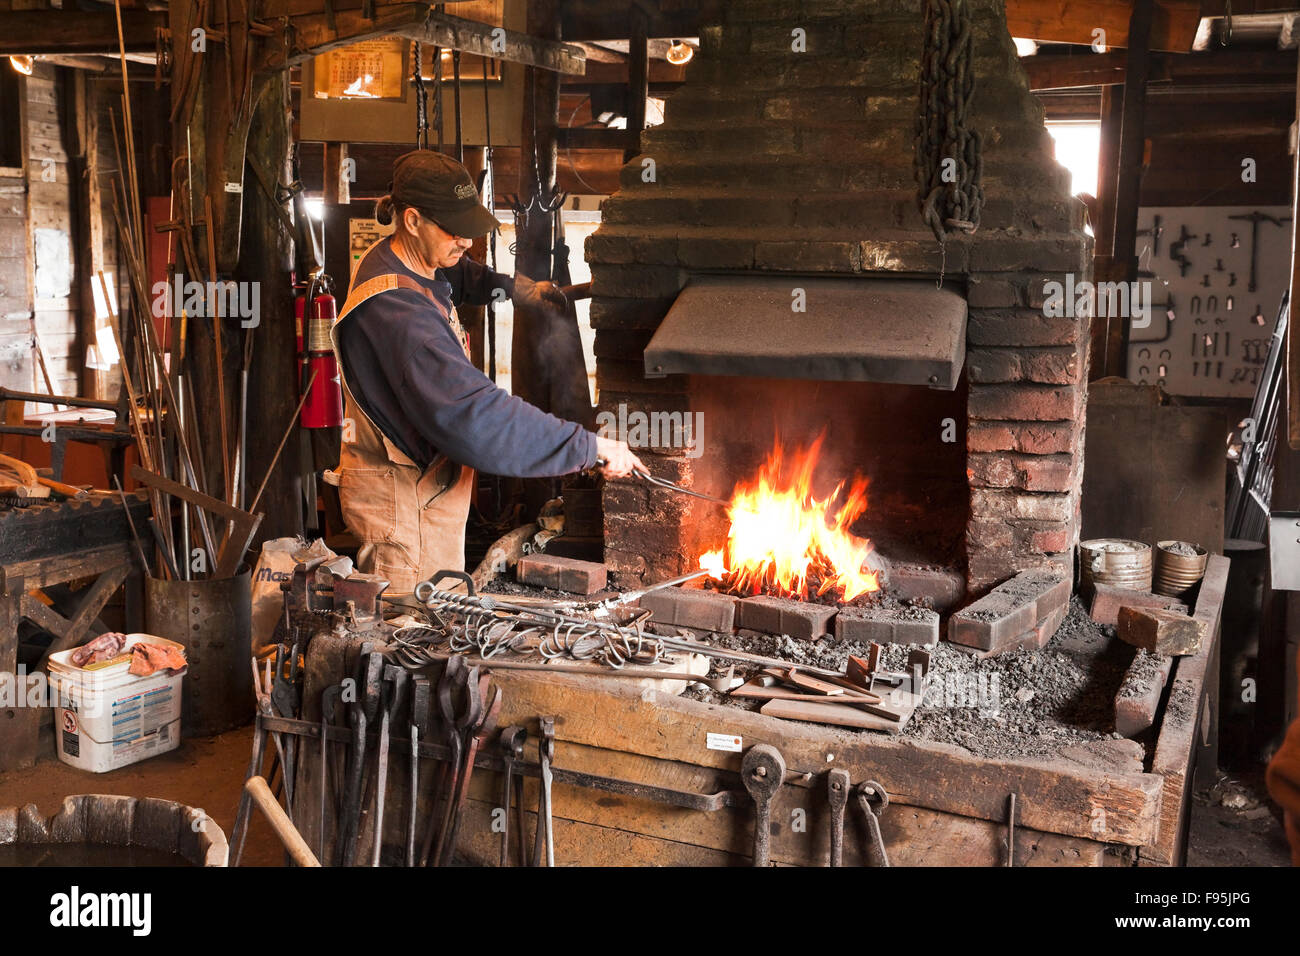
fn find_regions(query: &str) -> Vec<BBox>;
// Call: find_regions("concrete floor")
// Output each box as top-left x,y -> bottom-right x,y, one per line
0,727 -> 1291,867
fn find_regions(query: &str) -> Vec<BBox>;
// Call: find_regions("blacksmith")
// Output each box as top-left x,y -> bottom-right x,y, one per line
328,150 -> 642,591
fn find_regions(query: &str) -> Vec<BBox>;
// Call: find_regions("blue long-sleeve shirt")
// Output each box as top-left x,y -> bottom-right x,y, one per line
337,238 -> 597,477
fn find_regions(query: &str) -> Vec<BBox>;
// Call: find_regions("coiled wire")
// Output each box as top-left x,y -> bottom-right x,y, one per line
391,585 -> 662,670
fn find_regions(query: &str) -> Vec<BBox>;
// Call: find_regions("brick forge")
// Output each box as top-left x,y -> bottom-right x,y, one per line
588,0 -> 1091,597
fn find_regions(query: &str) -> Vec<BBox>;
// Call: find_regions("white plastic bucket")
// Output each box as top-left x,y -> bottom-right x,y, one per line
47,634 -> 186,773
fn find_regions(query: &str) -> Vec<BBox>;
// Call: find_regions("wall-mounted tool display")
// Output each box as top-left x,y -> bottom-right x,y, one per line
1228,210 -> 1291,293
1131,206 -> 1291,398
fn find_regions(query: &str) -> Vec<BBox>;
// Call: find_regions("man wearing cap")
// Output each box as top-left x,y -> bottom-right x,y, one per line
328,150 -> 643,591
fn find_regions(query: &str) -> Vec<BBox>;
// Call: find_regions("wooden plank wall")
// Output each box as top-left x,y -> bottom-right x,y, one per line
25,62 -> 79,401
0,60 -> 127,417
0,65 -> 32,397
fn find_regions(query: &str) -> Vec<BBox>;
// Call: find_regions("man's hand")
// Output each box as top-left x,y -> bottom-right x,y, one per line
513,275 -> 569,315
595,436 -> 646,479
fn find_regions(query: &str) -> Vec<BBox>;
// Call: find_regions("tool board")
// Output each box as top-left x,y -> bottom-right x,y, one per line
1127,205 -> 1291,399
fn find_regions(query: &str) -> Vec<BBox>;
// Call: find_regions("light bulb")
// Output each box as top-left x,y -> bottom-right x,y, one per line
666,40 -> 693,65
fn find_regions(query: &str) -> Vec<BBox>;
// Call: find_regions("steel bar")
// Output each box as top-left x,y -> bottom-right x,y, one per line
249,367 -> 316,513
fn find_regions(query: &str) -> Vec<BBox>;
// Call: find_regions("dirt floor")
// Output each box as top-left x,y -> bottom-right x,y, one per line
0,728 -> 285,867
0,724 -> 1290,867
1186,769 -> 1294,867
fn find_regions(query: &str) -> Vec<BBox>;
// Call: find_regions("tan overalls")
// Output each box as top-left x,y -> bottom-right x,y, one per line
326,262 -> 475,594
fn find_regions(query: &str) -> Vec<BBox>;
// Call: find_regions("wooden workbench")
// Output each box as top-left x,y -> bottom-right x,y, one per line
293,556 -> 1227,866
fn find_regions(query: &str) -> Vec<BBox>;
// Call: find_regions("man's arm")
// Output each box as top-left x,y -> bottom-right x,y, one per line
451,255 -> 567,313
402,322 -> 597,477
449,255 -> 512,307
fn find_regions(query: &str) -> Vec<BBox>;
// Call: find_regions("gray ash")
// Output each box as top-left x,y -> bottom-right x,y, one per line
683,597 -> 1141,759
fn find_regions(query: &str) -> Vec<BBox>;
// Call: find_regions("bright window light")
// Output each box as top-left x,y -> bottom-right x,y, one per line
1046,122 -> 1100,198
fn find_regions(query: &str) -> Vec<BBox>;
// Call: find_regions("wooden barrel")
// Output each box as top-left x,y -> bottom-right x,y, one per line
0,795 -> 227,866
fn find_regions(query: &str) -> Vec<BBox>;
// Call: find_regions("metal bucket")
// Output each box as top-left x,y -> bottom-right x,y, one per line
1153,540 -> 1208,598
1080,539 -> 1152,592
145,568 -> 254,737
0,795 -> 227,866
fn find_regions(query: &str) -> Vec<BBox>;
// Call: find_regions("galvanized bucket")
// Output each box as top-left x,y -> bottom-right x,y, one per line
1153,540 -> 1208,599
1080,538 -> 1152,592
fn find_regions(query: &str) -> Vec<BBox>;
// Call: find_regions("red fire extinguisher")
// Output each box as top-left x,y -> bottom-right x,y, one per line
300,273 -> 343,429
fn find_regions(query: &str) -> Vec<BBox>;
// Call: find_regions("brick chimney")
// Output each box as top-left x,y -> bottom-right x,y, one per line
587,0 -> 1092,596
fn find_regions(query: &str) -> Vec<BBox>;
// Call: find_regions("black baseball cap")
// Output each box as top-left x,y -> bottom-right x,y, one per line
389,149 -> 499,238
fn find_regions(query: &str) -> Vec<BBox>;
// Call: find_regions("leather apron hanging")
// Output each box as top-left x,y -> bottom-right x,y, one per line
324,249 -> 475,594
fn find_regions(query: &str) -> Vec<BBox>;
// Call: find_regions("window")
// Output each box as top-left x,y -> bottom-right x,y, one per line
1046,121 -> 1100,198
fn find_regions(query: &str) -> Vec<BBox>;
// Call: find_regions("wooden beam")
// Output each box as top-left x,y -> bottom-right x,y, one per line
257,0 -> 480,17
1107,0 -> 1156,378
561,0 -> 722,42
556,127 -> 634,151
1024,50 -> 1147,89
573,58 -> 688,86
274,4 -> 585,74
1025,48 -> 1298,91
266,3 -> 436,68
393,10 -> 586,75
0,11 -> 164,57
1005,0 -> 1202,54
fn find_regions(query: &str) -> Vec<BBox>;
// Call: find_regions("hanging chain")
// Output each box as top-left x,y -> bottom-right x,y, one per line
413,41 -> 429,150
914,0 -> 984,245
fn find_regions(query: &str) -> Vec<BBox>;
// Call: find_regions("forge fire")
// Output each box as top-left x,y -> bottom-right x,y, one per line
699,436 -> 882,603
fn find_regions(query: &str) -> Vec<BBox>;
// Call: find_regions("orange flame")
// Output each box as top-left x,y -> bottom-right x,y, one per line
700,436 -> 880,602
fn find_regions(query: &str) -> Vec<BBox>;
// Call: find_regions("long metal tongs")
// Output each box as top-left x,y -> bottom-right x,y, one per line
631,466 -> 732,506
596,457 -> 733,507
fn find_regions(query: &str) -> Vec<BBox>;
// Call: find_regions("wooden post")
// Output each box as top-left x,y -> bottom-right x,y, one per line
1105,0 -> 1154,379
625,7 -> 649,163
1090,87 -> 1123,380
1288,48 -> 1300,449
323,142 -> 350,207
240,72 -> 301,542
514,0 -> 564,516
461,145 -> 487,371
516,0 -> 560,284
68,69 -> 109,400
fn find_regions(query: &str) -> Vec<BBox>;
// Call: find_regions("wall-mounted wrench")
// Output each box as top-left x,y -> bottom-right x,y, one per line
856,780 -> 891,867
498,725 -> 528,867
531,716 -> 556,867
407,674 -> 431,867
370,664 -> 409,866
742,743 -> 787,867
827,768 -> 850,867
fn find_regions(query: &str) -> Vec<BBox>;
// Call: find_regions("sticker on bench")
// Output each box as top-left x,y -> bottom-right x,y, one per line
706,732 -> 742,752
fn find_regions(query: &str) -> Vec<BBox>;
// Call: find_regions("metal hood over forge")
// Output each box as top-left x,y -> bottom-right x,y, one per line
644,275 -> 966,388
